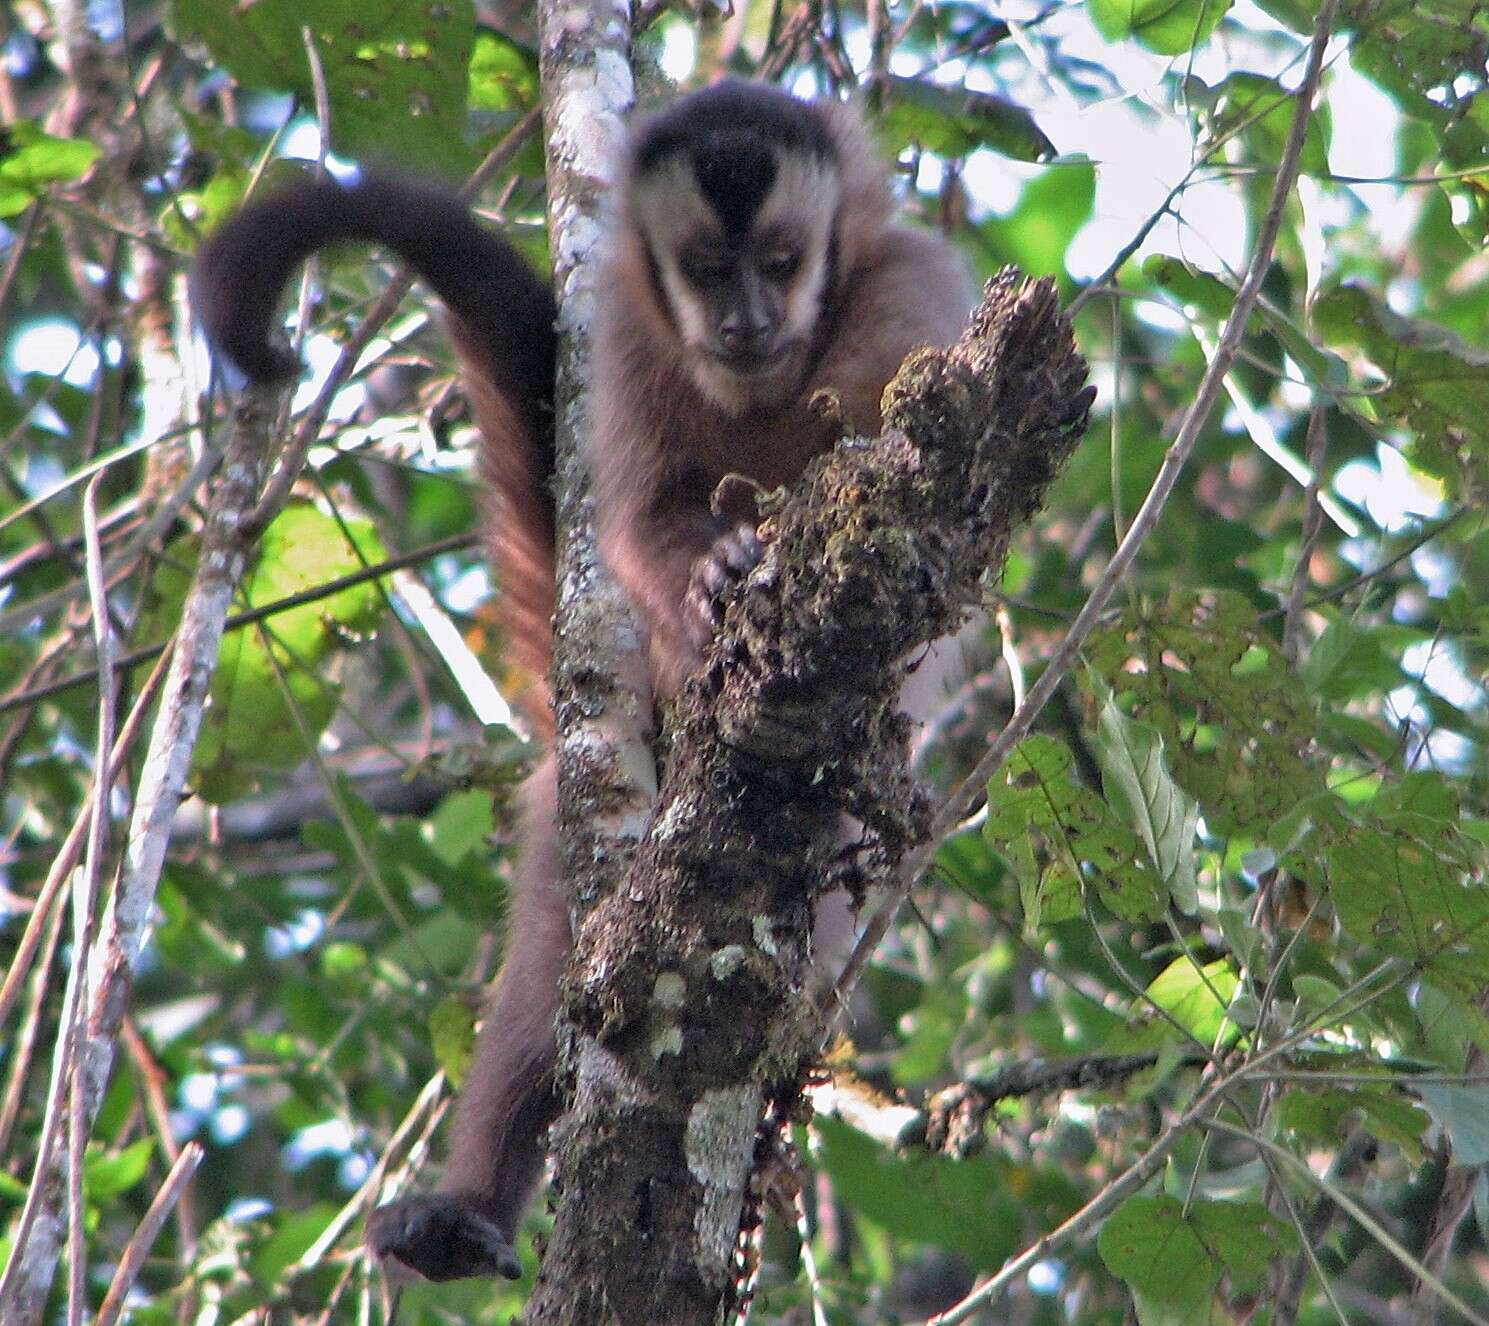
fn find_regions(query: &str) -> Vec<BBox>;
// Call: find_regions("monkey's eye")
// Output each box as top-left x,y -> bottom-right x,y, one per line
760,252 -> 800,282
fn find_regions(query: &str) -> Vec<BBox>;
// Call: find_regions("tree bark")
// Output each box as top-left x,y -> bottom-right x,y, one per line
523,271 -> 1094,1325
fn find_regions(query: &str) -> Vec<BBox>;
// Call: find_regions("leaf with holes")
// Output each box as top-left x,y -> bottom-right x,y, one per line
985,735 -> 1166,928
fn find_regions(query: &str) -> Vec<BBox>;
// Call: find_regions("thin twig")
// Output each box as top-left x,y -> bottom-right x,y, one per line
1202,1117 -> 1489,1326
0,647 -> 171,1030
1284,404 -> 1329,660
0,531 -> 478,718
0,389 -> 274,1324
92,1143 -> 205,1326
68,476 -> 118,1326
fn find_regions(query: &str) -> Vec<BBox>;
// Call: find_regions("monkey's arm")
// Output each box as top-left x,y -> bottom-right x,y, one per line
600,495 -> 755,698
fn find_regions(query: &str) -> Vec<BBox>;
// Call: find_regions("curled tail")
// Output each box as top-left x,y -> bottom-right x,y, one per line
191,174 -> 559,734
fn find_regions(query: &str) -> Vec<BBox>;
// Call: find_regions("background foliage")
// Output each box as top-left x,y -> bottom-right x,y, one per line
1,0 -> 1487,1321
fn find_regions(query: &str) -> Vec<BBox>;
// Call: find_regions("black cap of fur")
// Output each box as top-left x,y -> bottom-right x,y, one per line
633,81 -> 837,237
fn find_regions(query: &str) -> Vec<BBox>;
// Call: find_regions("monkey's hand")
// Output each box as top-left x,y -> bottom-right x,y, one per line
684,522 -> 763,656
367,1193 -> 522,1281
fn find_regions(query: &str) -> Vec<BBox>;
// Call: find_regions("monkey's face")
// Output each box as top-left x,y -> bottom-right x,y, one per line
631,150 -> 840,414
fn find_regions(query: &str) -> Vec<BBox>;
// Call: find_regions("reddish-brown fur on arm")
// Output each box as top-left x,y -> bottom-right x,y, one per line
191,174 -> 558,734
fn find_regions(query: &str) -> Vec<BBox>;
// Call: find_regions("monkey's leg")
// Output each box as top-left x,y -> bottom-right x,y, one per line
367,757 -> 568,1281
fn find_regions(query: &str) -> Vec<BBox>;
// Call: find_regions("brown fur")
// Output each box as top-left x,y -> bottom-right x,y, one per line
192,82 -> 971,1283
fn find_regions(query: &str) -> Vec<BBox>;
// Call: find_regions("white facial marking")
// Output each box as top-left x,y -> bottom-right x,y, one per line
629,146 -> 841,413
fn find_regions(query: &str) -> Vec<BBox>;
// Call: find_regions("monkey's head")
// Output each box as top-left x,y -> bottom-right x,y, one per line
625,82 -> 848,413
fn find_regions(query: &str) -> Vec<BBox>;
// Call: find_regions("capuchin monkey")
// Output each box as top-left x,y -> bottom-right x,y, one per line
192,79 -> 972,1282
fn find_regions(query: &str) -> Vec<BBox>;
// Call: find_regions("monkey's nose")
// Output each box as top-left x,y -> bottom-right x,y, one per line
718,322 -> 772,356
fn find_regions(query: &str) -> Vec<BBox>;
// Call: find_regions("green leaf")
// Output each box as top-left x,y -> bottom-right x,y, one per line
878,75 -> 1056,161
981,159 -> 1097,278
1315,284 -> 1489,497
1416,1084 -> 1489,1164
320,941 -> 368,981
428,788 -> 497,867
1188,1199 -> 1301,1290
467,31 -> 539,111
249,1202 -> 337,1286
172,0 -> 479,175
430,995 -> 476,1089
936,827 -> 1011,907
142,504 -> 388,802
85,1138 -> 155,1200
1328,815 -> 1489,993
1100,1196 -> 1296,1325
1144,956 -> 1241,1046
893,987 -> 966,1087
1143,254 -> 1347,390
0,121 -> 102,216
1088,0 -> 1232,55
1099,1196 -> 1215,1324
1278,1086 -> 1429,1161
1349,0 -> 1489,124
1090,592 -> 1326,836
985,735 -> 1166,927
1094,681 -> 1201,914
813,1115 -> 1018,1270
1208,72 -> 1331,179
1301,618 -> 1403,702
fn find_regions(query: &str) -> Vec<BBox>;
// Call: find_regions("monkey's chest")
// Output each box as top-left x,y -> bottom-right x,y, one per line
691,407 -> 843,491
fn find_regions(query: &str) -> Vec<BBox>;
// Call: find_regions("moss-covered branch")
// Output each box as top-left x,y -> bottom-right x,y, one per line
523,271 -> 1092,1326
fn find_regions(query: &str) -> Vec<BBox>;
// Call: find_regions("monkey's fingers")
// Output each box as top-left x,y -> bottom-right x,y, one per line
684,523 -> 765,655
367,1193 -> 523,1281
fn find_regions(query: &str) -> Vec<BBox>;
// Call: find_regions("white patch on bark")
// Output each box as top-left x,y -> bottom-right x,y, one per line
752,916 -> 779,957
650,1025 -> 683,1059
685,1085 -> 762,1276
709,945 -> 749,980
653,972 -> 686,1008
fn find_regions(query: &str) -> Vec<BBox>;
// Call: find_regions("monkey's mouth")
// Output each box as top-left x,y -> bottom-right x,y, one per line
710,342 -> 794,375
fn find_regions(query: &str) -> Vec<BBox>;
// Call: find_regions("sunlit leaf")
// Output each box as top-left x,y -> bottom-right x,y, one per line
84,1139 -> 155,1200
1094,681 -> 1201,914
1088,0 -> 1232,54
0,121 -> 101,216
140,504 -> 388,802
172,0 -> 478,173
430,994 -> 477,1089
1143,956 -> 1241,1046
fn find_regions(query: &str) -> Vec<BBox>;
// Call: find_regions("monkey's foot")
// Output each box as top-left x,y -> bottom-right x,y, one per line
685,522 -> 764,654
367,1193 -> 522,1281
